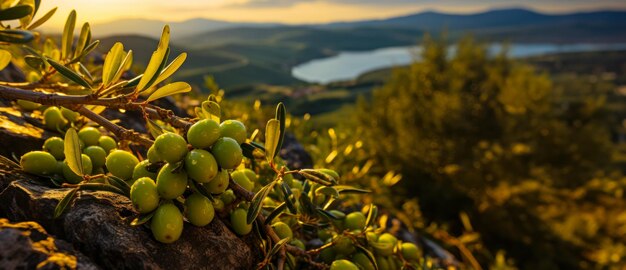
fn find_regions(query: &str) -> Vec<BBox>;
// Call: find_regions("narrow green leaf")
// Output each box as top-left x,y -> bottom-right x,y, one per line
78,62 -> 93,81
201,100 -> 220,122
264,202 -> 287,225
300,169 -> 337,185
298,189 -> 316,215
249,141 -> 266,152
130,211 -> 155,226
247,181 -> 275,224
365,204 -> 378,228
152,52 -> 187,86
113,50 -> 133,83
0,50 -> 11,70
146,119 -> 165,139
54,188 -> 78,218
190,180 -> 214,202
317,208 -> 342,220
274,103 -> 286,159
279,181 -> 297,214
267,237 -> 290,259
356,244 -> 380,270
61,10 -> 76,60
78,183 -> 126,196
0,5 -> 33,21
47,58 -> 91,89
0,29 -> 33,43
334,185 -> 371,194
298,171 -> 332,186
107,176 -> 131,198
27,7 -> 56,30
315,186 -> 339,199
101,42 -> 124,87
64,128 -> 83,176
146,81 -> 191,103
137,25 -> 169,91
81,40 -> 99,57
73,22 -> 91,58
264,119 -> 280,163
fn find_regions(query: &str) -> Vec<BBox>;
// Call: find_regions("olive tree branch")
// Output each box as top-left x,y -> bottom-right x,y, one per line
72,105 -> 154,147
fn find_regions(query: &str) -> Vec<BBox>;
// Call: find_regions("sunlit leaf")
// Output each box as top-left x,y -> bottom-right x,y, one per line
315,186 -> 339,199
54,188 -> 78,218
146,81 -> 191,103
0,5 -> 33,21
73,22 -> 91,59
61,10 -> 76,60
0,50 -> 11,70
201,100 -> 220,122
27,6 -> 56,30
64,128 -> 83,176
274,103 -> 286,158
47,58 -> 91,89
101,42 -> 125,87
334,185 -> 370,194
264,119 -> 280,163
137,25 -> 170,91
152,52 -> 186,86
364,204 -> 377,228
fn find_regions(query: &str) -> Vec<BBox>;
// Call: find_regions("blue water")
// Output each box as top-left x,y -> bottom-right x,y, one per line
291,43 -> 626,84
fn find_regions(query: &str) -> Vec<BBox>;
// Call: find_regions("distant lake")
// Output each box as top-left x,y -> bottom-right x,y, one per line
292,43 -> 626,84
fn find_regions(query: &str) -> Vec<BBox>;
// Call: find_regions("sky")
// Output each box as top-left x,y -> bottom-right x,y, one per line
37,0 -> 626,29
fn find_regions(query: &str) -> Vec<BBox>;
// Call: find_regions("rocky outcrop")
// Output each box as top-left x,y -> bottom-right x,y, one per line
0,157 -> 258,269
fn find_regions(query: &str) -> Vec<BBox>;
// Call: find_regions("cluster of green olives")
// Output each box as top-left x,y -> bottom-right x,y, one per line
129,118 -> 254,243
20,126 -> 118,184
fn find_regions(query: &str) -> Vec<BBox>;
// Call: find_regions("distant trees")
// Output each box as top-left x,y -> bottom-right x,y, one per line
357,36 -> 620,269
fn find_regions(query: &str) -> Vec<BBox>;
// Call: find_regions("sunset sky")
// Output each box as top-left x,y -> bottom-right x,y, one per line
38,0 -> 626,29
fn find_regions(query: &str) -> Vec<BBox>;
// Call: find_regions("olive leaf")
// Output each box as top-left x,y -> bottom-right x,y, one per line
146,81 -> 191,103
274,103 -> 286,159
356,244 -> 380,270
131,211 -> 155,226
316,208 -> 342,220
146,119 -> 165,139
73,23 -> 91,59
298,188 -> 316,215
101,42 -> 125,87
137,25 -> 170,91
279,180 -> 297,214
364,204 -> 378,229
201,100 -> 220,122
27,6 -> 57,30
54,188 -> 78,218
0,49 -> 11,70
64,128 -> 83,176
267,238 -> 290,259
0,5 -> 33,21
111,50 -> 133,84
152,52 -> 187,87
247,181 -> 276,224
264,202 -> 287,225
298,170 -> 332,186
189,180 -> 214,202
78,183 -> 126,196
61,10 -> 76,60
315,186 -> 339,199
334,185 -> 371,194
264,119 -> 280,163
107,176 -> 131,198
47,58 -> 91,89
0,29 -> 34,43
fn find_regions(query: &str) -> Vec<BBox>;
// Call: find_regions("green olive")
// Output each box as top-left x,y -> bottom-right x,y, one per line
130,177 -> 160,213
221,189 -> 236,205
271,221 -> 293,240
204,169 -> 229,194
16,99 -> 40,111
184,193 -> 215,227
212,198 -> 225,211
219,120 -> 247,144
290,239 -> 305,250
242,168 -> 257,183
231,170 -> 253,192
344,211 -> 366,231
105,150 -> 139,180
98,136 -> 117,153
43,137 -> 64,160
147,145 -> 162,163
230,207 -> 252,235
333,235 -> 355,255
184,149 -> 218,183
401,242 -> 420,261
186,119 -> 220,149
352,252 -> 375,270
210,137 -> 242,170
151,203 -> 184,243
20,151 -> 57,175
78,127 -> 101,146
330,260 -> 359,270
62,154 -> 93,184
132,160 -> 158,183
376,256 -> 390,270
156,163 -> 188,199
154,132 -> 188,164
83,146 -> 107,169
43,106 -> 68,131
319,246 -> 336,263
